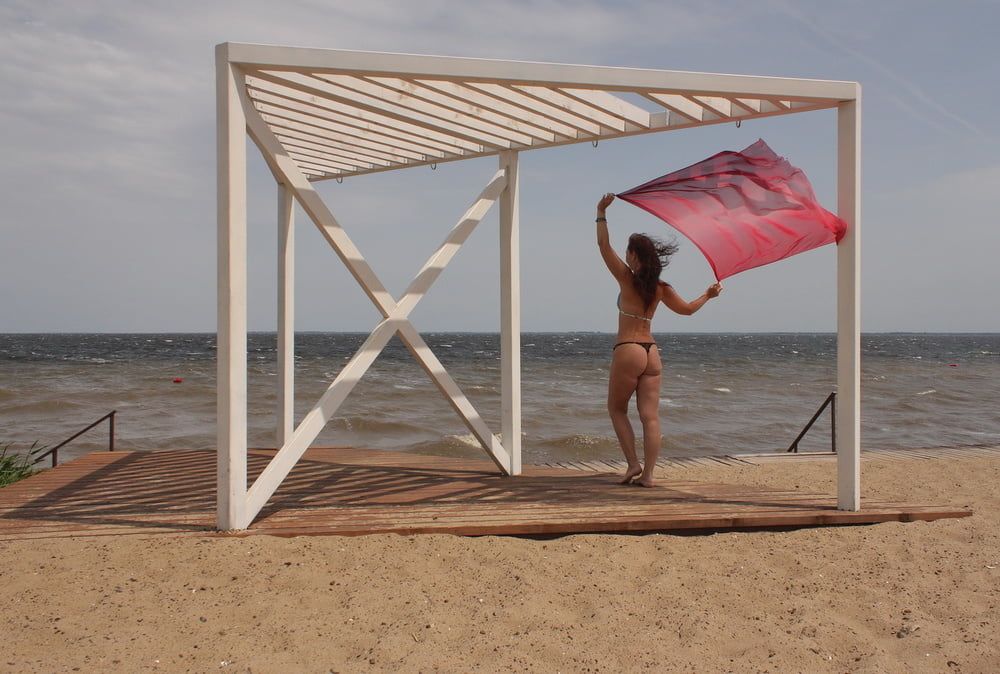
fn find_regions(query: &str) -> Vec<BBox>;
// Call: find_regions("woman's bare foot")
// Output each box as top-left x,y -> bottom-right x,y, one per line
632,472 -> 656,488
619,463 -> 643,484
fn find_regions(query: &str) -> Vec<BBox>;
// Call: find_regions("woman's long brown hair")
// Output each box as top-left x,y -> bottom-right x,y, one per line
627,233 -> 679,308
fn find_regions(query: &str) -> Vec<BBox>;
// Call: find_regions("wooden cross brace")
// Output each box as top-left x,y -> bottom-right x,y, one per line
231,68 -> 516,525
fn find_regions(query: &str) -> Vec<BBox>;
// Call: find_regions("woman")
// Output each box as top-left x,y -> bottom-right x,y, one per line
596,193 -> 722,487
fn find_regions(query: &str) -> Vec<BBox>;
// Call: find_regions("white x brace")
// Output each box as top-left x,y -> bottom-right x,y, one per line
220,64 -> 520,528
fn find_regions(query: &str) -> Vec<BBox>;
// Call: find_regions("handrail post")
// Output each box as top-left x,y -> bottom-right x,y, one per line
109,411 -> 116,452
831,393 -> 837,454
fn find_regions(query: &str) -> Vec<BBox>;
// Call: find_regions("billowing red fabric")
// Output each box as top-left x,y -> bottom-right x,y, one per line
617,139 -> 847,281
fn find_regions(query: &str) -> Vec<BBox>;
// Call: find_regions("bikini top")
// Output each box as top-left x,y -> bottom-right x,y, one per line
617,293 -> 652,322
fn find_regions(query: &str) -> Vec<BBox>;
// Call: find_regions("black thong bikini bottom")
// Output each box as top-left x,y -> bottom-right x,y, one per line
613,341 -> 657,353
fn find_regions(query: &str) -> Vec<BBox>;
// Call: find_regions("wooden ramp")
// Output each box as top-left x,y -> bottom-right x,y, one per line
0,448 -> 970,541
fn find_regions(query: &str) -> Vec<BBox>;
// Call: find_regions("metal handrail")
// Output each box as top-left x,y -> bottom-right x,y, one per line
786,392 -> 836,453
32,410 -> 117,468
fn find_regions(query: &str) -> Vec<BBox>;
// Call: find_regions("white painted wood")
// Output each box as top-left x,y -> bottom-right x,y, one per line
393,170 -> 507,317
319,74 -> 537,146
244,169 -> 508,519
262,114 -> 422,163
468,83 -> 603,136
256,105 -> 418,163
260,70 -> 512,149
837,94 -> 862,511
247,82 -> 464,156
281,143 -> 375,171
224,43 -> 859,101
499,151 -> 522,475
247,72 -> 484,153
245,317 -> 403,520
235,111 -> 510,520
644,93 -> 713,122
397,322 -> 511,472
559,88 -> 651,128
730,98 -> 761,113
363,75 -> 558,143
513,85 -> 629,132
237,76 -> 399,317
416,78 -> 579,139
215,45 -> 248,531
276,133 -> 402,166
283,153 -> 359,175
277,183 -> 294,447
688,95 -> 736,118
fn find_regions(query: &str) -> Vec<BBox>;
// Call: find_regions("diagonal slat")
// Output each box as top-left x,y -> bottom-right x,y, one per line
558,88 -> 651,129
247,71 -> 487,153
416,78 -> 581,139
643,92 -> 714,122
265,120 -> 420,164
252,99 -> 445,160
466,82 -> 603,135
247,84 -> 465,157
263,114 -> 421,165
513,85 -> 628,131
281,72 -> 514,149
365,75 -> 559,143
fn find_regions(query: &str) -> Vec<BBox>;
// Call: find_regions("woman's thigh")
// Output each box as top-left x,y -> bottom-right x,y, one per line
636,347 -> 663,419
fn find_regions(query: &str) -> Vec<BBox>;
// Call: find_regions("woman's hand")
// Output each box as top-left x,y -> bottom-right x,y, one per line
706,282 -> 723,298
597,192 -> 615,215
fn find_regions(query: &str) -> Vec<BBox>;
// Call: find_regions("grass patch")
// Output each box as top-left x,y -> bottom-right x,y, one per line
0,442 -> 45,487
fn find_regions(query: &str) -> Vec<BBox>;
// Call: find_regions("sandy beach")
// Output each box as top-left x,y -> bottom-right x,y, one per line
2,453 -> 997,673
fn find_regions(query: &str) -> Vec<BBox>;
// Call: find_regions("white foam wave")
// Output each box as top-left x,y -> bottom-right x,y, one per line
916,389 -> 936,396
447,433 -> 481,448
712,387 -> 732,393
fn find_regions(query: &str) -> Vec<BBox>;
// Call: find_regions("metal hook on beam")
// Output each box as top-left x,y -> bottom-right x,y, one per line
430,162 -> 437,170
736,120 -> 742,128
592,140 -> 599,148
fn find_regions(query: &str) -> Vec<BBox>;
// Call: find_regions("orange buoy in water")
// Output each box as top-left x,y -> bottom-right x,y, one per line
173,377 -> 184,383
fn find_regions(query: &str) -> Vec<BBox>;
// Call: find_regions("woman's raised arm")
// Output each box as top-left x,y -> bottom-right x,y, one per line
660,281 -> 723,316
595,193 -> 630,283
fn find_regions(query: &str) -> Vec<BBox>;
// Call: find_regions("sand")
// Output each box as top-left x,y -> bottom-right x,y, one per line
2,454 -> 998,673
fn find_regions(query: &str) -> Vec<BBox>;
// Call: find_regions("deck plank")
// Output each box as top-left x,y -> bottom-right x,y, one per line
0,448 -> 973,540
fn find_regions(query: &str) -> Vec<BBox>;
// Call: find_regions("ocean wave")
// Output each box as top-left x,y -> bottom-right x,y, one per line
539,434 -> 617,451
916,389 -> 936,396
712,387 -> 732,393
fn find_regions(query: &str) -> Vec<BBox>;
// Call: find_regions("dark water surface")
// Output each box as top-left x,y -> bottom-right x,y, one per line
2,333 -> 998,464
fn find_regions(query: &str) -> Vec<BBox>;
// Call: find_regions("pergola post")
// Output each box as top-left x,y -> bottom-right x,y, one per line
216,44 -> 248,530
277,183 -> 295,446
499,150 -> 522,475
836,92 -> 861,511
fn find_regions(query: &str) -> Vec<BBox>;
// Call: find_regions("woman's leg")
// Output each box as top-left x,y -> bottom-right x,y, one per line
608,345 -> 646,483
634,347 -> 663,487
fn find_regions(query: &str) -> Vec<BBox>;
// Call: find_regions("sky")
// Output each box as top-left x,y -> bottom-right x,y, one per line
1,0 -> 998,333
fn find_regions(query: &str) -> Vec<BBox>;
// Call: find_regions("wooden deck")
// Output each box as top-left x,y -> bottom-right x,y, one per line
0,448 -> 972,540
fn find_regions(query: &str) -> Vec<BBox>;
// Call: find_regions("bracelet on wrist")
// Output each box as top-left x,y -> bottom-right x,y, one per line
595,216 -> 607,222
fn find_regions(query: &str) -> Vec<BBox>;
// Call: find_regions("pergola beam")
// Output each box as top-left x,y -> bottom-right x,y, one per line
225,43 -> 859,101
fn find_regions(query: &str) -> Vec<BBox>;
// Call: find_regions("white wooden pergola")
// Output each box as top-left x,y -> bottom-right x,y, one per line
216,43 -> 861,531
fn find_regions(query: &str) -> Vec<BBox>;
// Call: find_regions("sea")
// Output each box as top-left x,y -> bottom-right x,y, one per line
2,333 -> 999,466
